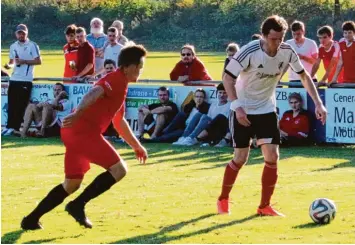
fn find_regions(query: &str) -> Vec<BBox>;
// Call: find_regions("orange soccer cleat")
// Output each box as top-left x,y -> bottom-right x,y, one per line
257,205 -> 285,217
217,198 -> 230,215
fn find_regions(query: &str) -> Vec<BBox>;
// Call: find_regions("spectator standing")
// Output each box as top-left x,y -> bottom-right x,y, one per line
74,27 -> 95,80
251,34 -> 262,40
170,44 -> 213,84
89,27 -> 123,78
111,20 -> 129,46
286,21 -> 318,83
223,43 -> 240,78
332,21 -> 355,84
279,93 -> 311,146
63,24 -> 79,81
137,87 -> 178,140
311,25 -> 343,84
87,18 -> 107,72
18,83 -> 71,138
2,24 -> 42,136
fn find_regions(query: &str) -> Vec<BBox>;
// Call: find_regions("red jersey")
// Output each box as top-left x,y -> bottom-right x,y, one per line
77,41 -> 95,76
63,41 -> 79,80
170,57 -> 212,83
318,41 -> 343,82
70,69 -> 128,134
279,110 -> 310,138
339,39 -> 355,83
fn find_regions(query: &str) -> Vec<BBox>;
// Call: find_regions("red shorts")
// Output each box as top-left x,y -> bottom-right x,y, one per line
61,128 -> 121,179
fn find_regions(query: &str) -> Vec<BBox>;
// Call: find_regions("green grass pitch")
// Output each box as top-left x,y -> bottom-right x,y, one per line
1,137 -> 354,243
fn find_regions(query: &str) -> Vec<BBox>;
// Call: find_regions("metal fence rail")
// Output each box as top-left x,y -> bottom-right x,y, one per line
1,76 -> 355,88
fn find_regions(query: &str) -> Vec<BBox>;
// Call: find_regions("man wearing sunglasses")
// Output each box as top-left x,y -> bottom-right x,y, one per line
311,25 -> 343,85
170,44 -> 212,84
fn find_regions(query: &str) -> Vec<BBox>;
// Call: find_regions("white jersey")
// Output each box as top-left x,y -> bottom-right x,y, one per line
104,43 -> 123,65
286,38 -> 318,80
225,40 -> 304,115
207,101 -> 230,119
9,39 -> 40,82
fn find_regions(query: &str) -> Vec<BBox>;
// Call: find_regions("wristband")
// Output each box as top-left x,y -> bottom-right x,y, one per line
230,99 -> 242,111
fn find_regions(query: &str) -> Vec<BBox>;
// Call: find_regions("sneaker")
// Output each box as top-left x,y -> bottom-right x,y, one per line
172,137 -> 186,145
257,205 -> 285,217
3,128 -> 14,136
21,216 -> 43,230
217,199 -> 230,215
1,128 -> 9,135
65,201 -> 92,228
182,137 -> 198,146
215,139 -> 229,148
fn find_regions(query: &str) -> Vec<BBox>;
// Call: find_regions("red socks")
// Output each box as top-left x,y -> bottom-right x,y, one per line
218,160 -> 243,201
259,161 -> 278,209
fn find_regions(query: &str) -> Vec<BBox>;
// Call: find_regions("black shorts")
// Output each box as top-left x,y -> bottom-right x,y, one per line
230,111 -> 280,148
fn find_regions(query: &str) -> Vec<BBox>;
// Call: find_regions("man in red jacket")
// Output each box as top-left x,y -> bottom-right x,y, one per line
170,44 -> 212,84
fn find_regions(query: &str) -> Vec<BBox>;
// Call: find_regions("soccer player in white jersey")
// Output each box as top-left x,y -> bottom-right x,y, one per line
217,15 -> 327,216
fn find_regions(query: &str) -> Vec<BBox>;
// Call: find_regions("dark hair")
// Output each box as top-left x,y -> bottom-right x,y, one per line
65,24 -> 77,35
317,25 -> 333,37
194,88 -> 206,98
107,27 -> 118,33
216,83 -> 225,91
118,44 -> 147,68
181,44 -> 196,56
226,43 -> 240,53
291,20 -> 305,32
342,21 -> 355,32
251,33 -> 262,40
104,59 -> 116,68
288,92 -> 303,103
261,15 -> 288,36
75,27 -> 86,35
54,83 -> 65,91
158,86 -> 169,96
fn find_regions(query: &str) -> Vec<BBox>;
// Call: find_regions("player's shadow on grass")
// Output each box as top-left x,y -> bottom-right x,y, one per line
111,213 -> 258,244
292,222 -> 324,229
1,137 -> 63,149
311,160 -> 354,172
1,230 -> 25,244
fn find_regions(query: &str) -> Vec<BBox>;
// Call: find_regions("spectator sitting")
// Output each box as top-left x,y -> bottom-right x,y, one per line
144,88 -> 210,143
73,27 -> 95,81
174,83 -> 230,146
16,83 -> 71,138
111,20 -> 129,46
223,43 -> 240,79
279,93 -> 311,146
86,17 -> 107,72
63,24 -> 79,82
170,44 -> 213,84
137,86 -> 178,140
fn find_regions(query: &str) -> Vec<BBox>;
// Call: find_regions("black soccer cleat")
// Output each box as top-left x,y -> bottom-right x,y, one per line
21,216 -> 43,230
65,201 -> 92,229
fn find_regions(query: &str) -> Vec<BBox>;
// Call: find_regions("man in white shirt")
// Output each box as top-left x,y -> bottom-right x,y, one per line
219,15 -> 327,217
285,21 -> 318,85
18,83 -> 71,138
177,83 -> 231,146
88,27 -> 123,78
2,24 -> 42,136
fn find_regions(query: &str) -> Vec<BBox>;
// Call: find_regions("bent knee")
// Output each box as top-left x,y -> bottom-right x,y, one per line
109,160 -> 128,178
63,179 -> 82,194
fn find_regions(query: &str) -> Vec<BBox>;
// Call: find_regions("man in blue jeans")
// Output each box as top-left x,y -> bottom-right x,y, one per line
148,89 -> 210,143
174,83 -> 230,146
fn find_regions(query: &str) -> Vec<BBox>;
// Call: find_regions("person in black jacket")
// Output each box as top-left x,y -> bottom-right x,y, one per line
146,88 -> 210,143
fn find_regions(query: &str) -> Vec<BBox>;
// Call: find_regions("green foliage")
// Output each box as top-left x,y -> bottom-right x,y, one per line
1,0 -> 354,50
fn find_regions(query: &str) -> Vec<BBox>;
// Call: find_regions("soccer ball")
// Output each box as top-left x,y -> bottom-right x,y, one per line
309,198 -> 336,224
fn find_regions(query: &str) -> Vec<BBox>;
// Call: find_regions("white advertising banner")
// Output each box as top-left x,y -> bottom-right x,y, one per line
325,90 -> 355,144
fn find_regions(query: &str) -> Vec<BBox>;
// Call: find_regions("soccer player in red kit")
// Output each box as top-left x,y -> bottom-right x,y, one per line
332,21 -> 355,84
218,15 -> 327,216
311,25 -> 343,84
21,45 -> 148,230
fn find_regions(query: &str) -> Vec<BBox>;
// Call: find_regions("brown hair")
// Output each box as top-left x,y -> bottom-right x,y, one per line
261,15 -> 288,36
251,33 -> 262,40
342,21 -> 355,32
194,88 -> 206,98
317,25 -> 333,37
75,27 -> 86,35
291,20 -> 305,32
288,92 -> 303,103
226,43 -> 240,53
118,44 -> 147,67
108,27 -> 118,34
65,24 -> 77,35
